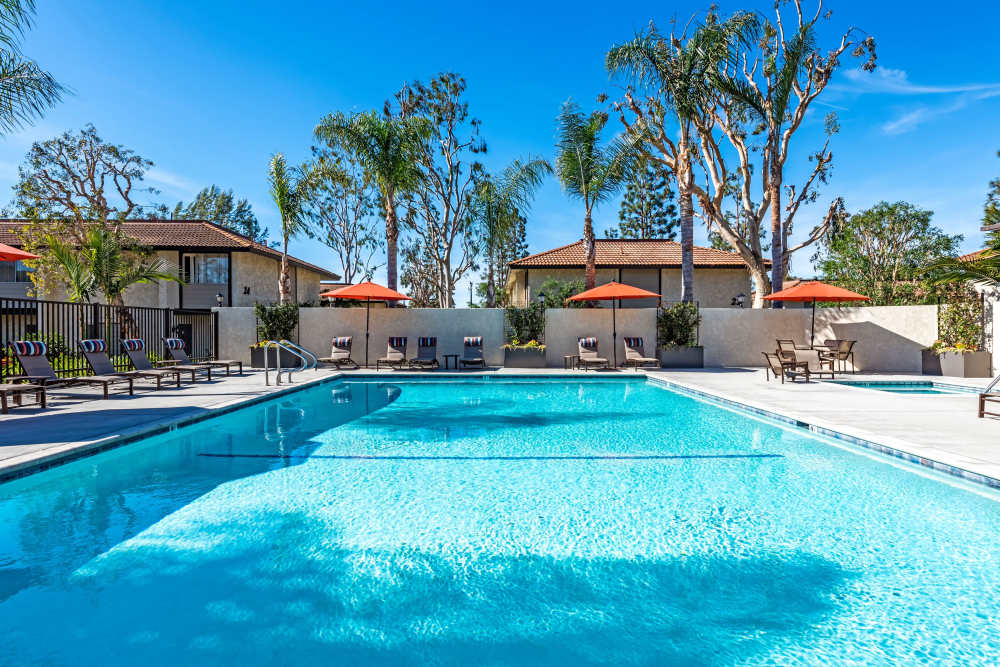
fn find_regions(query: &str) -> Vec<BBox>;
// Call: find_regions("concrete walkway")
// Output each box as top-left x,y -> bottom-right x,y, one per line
2,365 -> 998,487
648,368 -> 1000,486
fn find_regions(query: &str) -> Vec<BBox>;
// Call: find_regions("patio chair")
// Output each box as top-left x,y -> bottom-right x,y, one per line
820,339 -> 856,373
0,382 -> 45,414
762,352 -> 809,383
6,340 -> 134,398
122,339 -> 208,382
410,337 -> 439,369
980,375 -> 1000,419
577,337 -> 609,370
79,339 -> 181,389
319,336 -> 359,369
460,336 -> 485,368
376,337 -> 408,370
622,336 -> 658,370
775,339 -> 806,362
162,337 -> 240,375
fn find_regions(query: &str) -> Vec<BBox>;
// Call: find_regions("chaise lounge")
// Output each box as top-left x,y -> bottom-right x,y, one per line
162,337 -> 243,375
319,336 -> 359,369
460,336 -> 485,368
7,340 -> 134,398
79,339 -> 182,389
410,337 -> 439,369
622,337 -> 658,370
122,339 -> 208,382
578,337 -> 609,370
377,337 -> 408,370
0,382 -> 46,414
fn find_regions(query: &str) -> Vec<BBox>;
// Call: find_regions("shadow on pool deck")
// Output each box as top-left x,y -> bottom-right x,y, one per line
1,509 -> 851,666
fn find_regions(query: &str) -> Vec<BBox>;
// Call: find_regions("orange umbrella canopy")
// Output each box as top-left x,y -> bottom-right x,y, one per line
565,281 -> 661,303
764,281 -> 870,303
319,281 -> 412,301
0,243 -> 39,262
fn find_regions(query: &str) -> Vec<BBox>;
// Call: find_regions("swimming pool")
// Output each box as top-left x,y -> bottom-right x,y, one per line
830,380 -> 979,395
2,376 -> 999,665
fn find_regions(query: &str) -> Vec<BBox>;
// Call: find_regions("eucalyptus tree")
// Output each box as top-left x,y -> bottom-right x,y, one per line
0,0 -> 64,135
174,185 -> 267,243
468,156 -> 551,307
268,153 -> 319,304
314,110 -> 429,291
554,101 -> 641,291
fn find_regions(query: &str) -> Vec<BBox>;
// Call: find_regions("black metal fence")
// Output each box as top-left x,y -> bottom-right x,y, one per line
0,298 -> 214,381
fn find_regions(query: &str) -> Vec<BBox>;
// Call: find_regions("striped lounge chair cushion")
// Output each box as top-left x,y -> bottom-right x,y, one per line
418,337 -> 436,347
579,337 -> 598,348
623,337 -> 643,348
9,340 -> 47,356
332,336 -> 352,347
121,338 -> 145,351
464,336 -> 482,347
388,337 -> 407,348
164,338 -> 186,350
80,339 -> 107,353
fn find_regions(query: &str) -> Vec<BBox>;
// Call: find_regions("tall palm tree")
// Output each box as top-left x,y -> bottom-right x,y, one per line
0,0 -> 65,135
555,101 -> 641,291
469,156 -> 551,307
314,111 -> 429,291
268,153 -> 320,304
606,13 -> 756,303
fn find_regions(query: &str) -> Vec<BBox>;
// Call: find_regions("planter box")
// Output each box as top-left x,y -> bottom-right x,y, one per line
659,346 -> 704,369
504,347 -> 546,368
250,346 -> 302,369
937,350 -> 992,378
921,349 -> 942,375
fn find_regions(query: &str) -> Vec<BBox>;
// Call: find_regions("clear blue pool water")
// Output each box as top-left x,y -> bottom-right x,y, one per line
2,377 -> 1000,665
830,381 -> 976,395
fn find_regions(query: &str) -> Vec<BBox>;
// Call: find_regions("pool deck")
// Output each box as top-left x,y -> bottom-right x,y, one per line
1,365 -> 998,486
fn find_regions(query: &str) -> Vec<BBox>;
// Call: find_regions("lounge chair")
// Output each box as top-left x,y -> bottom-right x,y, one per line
762,352 -> 809,383
622,336 -> 658,370
376,337 -> 408,370
577,337 -> 609,370
980,375 -> 1000,419
0,382 -> 45,414
79,339 -> 182,389
319,336 -> 359,369
122,339 -> 209,382
776,339 -> 835,378
410,337 -> 439,369
6,340 -> 134,398
460,336 -> 485,368
162,337 -> 243,375
819,339 -> 856,373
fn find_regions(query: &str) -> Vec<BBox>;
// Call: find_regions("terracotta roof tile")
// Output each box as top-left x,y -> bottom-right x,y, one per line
509,239 -> 759,268
0,219 -> 339,279
958,249 -> 985,261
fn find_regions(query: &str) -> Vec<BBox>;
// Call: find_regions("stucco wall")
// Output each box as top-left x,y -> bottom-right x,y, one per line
543,307 -> 657,367
216,307 -> 506,366
700,305 -> 939,372
231,252 -> 279,306
296,268 -> 325,305
509,267 -> 751,308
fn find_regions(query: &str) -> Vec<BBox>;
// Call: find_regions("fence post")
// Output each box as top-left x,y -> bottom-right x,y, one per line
212,310 -> 219,361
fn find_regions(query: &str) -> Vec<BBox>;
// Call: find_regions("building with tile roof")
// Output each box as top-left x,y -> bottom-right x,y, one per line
0,219 -> 339,309
506,239 -> 758,308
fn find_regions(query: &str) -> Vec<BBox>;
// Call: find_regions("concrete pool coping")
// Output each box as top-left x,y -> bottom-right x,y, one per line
1,366 -> 998,489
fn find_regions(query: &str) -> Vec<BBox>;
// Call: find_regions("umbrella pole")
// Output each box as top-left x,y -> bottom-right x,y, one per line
810,297 -> 816,348
365,297 -> 371,369
612,301 -> 617,368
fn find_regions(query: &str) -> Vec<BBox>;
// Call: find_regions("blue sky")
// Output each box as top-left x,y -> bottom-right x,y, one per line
3,0 -> 999,300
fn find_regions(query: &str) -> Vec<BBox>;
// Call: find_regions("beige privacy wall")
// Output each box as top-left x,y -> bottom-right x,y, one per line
700,305 -> 939,371
543,308 -> 657,367
215,307 -> 506,365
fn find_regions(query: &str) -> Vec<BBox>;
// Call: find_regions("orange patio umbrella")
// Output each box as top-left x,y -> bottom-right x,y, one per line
764,280 -> 871,347
566,281 -> 661,368
319,281 -> 412,368
0,243 -> 38,262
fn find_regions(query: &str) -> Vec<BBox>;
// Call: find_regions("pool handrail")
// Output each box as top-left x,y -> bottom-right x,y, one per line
279,339 -> 318,373
262,340 -> 307,385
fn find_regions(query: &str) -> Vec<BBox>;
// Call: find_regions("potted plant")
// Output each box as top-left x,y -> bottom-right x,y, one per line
924,298 -> 991,377
250,302 -> 300,368
657,302 -> 703,368
928,341 -> 992,378
502,339 -> 547,368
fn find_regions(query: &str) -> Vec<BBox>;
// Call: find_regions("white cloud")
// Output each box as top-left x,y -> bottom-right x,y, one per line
881,88 -> 1000,135
146,167 -> 198,197
844,67 -> 1000,95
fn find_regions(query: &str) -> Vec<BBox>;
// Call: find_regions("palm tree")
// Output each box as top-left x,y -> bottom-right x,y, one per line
606,13 -> 756,303
268,153 -> 320,304
555,101 -> 641,291
469,156 -> 552,307
0,0 -> 65,135
314,111 -> 429,291
926,235 -> 1000,289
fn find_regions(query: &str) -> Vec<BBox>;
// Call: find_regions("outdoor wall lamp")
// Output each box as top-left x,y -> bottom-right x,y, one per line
536,291 -> 547,305
731,293 -> 746,308
216,293 -> 224,307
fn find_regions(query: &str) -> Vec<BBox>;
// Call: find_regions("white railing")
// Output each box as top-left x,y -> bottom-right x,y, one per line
279,339 -> 318,372
262,340 -> 306,386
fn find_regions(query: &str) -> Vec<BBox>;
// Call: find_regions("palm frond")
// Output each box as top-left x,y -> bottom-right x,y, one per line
0,0 -> 35,50
770,26 -> 815,123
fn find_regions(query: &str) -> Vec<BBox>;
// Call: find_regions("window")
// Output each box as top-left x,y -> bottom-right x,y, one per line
182,254 -> 229,284
0,260 -> 33,283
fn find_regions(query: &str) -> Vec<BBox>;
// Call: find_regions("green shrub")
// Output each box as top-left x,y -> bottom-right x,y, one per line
505,302 -> 545,344
935,293 -> 982,351
538,278 -> 586,309
657,302 -> 701,348
254,302 -> 299,342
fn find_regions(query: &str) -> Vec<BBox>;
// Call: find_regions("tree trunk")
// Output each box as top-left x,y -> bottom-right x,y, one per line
384,192 -> 398,293
278,236 -> 291,305
749,264 -> 770,308
583,210 -> 596,291
485,250 -> 496,308
679,131 -> 695,304
769,153 -> 784,308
